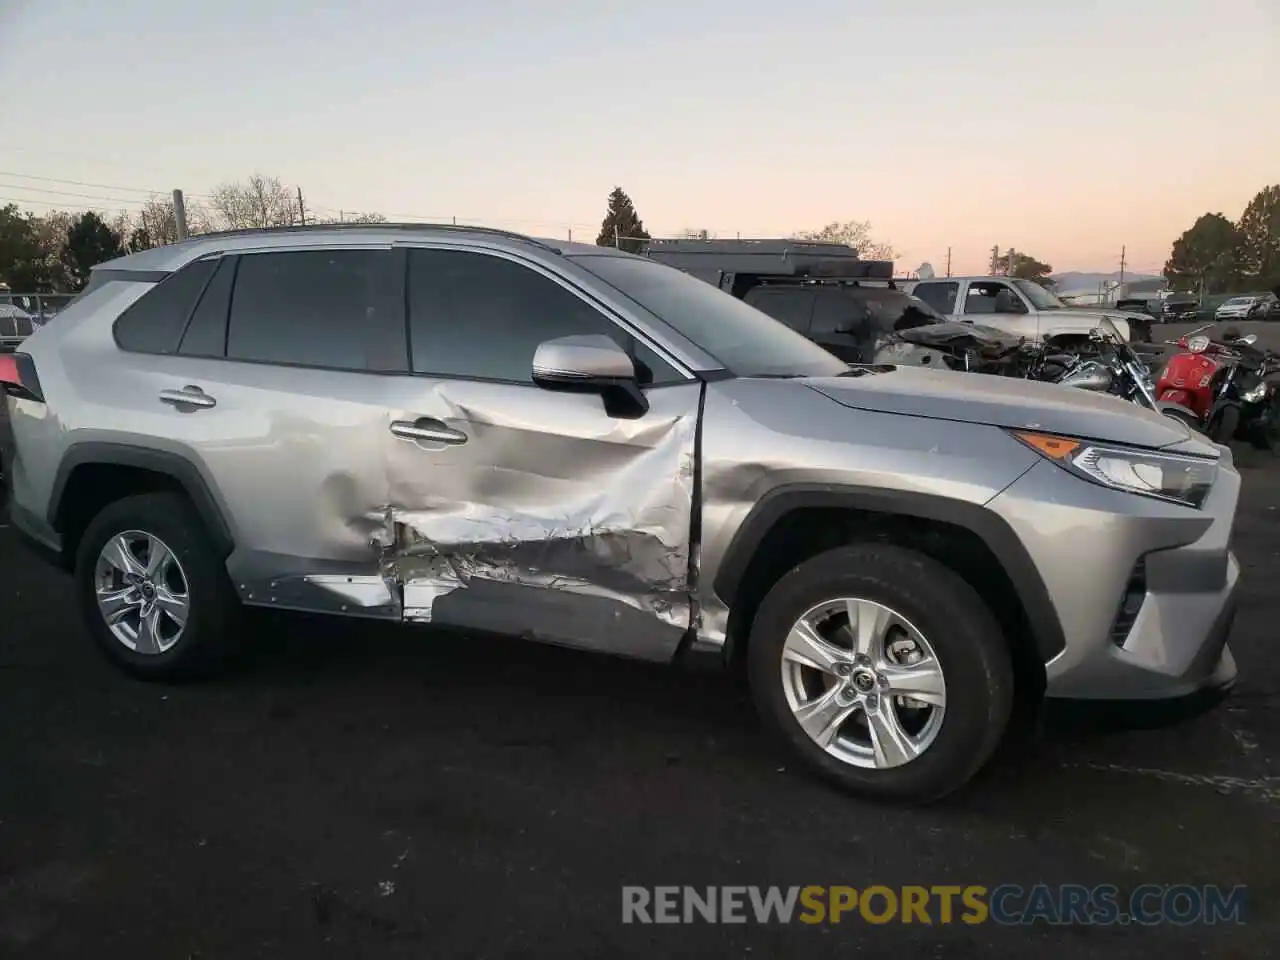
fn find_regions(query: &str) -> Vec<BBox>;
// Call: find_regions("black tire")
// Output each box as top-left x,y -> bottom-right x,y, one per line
1208,404 -> 1241,445
75,492 -> 241,681
747,543 -> 1013,803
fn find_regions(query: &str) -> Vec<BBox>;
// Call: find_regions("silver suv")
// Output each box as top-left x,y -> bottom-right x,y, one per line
1,225 -> 1241,801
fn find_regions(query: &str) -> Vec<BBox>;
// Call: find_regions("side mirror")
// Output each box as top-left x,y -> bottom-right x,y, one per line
531,334 -> 648,418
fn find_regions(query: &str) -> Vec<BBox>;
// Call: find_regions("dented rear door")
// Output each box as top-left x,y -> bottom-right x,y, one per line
376,244 -> 701,661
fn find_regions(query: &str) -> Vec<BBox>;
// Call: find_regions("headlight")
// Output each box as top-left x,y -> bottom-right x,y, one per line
1187,335 -> 1210,353
1013,431 -> 1217,508
1242,383 -> 1267,403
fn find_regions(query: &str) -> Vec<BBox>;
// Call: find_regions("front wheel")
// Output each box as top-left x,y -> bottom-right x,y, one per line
747,544 -> 1013,803
1208,404 -> 1241,445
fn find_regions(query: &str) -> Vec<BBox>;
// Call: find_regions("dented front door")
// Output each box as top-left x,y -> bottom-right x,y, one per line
377,377 -> 701,661
374,243 -> 703,662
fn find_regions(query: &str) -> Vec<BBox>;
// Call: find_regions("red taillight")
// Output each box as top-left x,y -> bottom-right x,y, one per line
0,352 -> 44,402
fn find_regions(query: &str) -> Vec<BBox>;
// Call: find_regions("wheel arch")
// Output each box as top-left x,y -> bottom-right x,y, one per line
711,485 -> 1065,671
48,442 -> 236,562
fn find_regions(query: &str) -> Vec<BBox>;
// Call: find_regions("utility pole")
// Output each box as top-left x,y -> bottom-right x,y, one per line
614,224 -> 621,249
1119,245 -> 1127,289
568,227 -> 573,242
945,247 -> 952,278
297,187 -> 307,226
172,189 -> 189,240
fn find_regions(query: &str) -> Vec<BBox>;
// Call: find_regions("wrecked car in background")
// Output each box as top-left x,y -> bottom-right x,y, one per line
2,225 -> 1241,802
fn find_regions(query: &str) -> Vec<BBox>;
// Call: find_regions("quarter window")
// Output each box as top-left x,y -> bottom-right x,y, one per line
114,258 -> 218,354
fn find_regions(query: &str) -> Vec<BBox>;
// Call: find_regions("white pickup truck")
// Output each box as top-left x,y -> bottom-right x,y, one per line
904,276 -> 1151,346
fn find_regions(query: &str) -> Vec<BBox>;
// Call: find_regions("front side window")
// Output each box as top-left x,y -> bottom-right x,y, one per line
407,249 -> 683,385
226,249 -> 392,371
572,254 -> 848,378
966,281 -> 1026,315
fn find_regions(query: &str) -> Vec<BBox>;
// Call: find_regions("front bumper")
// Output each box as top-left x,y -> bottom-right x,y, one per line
986,446 -> 1240,702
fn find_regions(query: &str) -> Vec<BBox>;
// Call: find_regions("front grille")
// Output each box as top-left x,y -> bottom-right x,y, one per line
1110,558 -> 1147,647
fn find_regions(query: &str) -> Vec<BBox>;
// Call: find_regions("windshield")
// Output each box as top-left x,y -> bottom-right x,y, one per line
1013,279 -> 1065,311
1099,316 -> 1122,340
571,254 -> 850,378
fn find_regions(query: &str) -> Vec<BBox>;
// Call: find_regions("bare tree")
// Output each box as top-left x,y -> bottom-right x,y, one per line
208,174 -> 299,231
793,220 -> 897,260
310,211 -> 388,225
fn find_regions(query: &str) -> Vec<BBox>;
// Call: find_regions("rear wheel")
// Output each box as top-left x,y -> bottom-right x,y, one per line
75,493 -> 241,680
747,544 -> 1014,803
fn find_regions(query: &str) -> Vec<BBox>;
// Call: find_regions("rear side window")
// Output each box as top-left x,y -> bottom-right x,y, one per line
912,282 -> 958,315
226,250 -> 397,371
114,258 -> 218,354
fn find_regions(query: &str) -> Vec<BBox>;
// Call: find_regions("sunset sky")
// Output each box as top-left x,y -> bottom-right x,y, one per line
2,0 -> 1276,275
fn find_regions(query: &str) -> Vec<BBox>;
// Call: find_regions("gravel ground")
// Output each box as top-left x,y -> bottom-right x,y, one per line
2,343 -> 1278,958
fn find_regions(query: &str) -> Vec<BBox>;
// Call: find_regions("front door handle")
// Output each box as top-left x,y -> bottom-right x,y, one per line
390,418 -> 468,445
159,386 -> 216,409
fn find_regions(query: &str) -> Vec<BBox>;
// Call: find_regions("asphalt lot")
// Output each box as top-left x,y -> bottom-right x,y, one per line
2,325 -> 1279,958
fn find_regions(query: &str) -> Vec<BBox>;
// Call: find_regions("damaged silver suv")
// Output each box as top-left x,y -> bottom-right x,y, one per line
2,225 -> 1241,801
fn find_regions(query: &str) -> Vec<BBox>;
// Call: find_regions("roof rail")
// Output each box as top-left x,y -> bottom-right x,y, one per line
174,221 -> 557,251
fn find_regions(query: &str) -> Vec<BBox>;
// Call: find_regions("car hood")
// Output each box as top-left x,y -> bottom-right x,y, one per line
805,365 -> 1207,451
1061,307 -> 1150,325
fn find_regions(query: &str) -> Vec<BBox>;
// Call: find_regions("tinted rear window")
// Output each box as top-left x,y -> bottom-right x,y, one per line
113,259 -> 218,354
226,249 -> 391,371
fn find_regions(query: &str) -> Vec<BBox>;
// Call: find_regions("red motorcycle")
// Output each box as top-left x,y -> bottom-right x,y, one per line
1154,324 -> 1262,438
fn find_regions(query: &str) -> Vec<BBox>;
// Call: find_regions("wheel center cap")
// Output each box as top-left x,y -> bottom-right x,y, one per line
851,670 -> 877,693
139,580 -> 156,599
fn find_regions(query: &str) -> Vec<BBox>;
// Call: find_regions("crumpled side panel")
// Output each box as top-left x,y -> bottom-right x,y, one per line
376,378 -> 702,660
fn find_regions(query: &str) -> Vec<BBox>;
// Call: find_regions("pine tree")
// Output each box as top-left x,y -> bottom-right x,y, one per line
596,187 -> 650,253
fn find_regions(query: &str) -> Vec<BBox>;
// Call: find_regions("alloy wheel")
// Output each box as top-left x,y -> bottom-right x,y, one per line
93,530 -> 191,655
779,597 -> 946,769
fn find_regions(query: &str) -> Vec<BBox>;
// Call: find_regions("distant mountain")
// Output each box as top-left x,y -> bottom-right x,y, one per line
1051,271 -> 1162,291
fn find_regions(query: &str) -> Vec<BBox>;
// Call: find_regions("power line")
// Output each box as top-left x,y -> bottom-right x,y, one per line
0,182 -> 151,206
0,170 -> 214,199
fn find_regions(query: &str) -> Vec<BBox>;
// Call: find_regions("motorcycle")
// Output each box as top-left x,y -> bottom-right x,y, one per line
1154,325 -> 1280,444
1029,316 -> 1161,412
1202,336 -> 1280,447
875,315 -> 1161,411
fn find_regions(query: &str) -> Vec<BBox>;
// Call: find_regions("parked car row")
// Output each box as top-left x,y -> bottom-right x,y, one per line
1,224 -> 1241,805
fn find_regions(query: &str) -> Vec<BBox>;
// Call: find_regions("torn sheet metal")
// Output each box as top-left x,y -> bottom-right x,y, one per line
378,377 -> 703,661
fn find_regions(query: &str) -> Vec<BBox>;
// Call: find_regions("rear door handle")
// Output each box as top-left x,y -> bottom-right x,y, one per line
390,418 -> 468,445
159,386 -> 216,409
